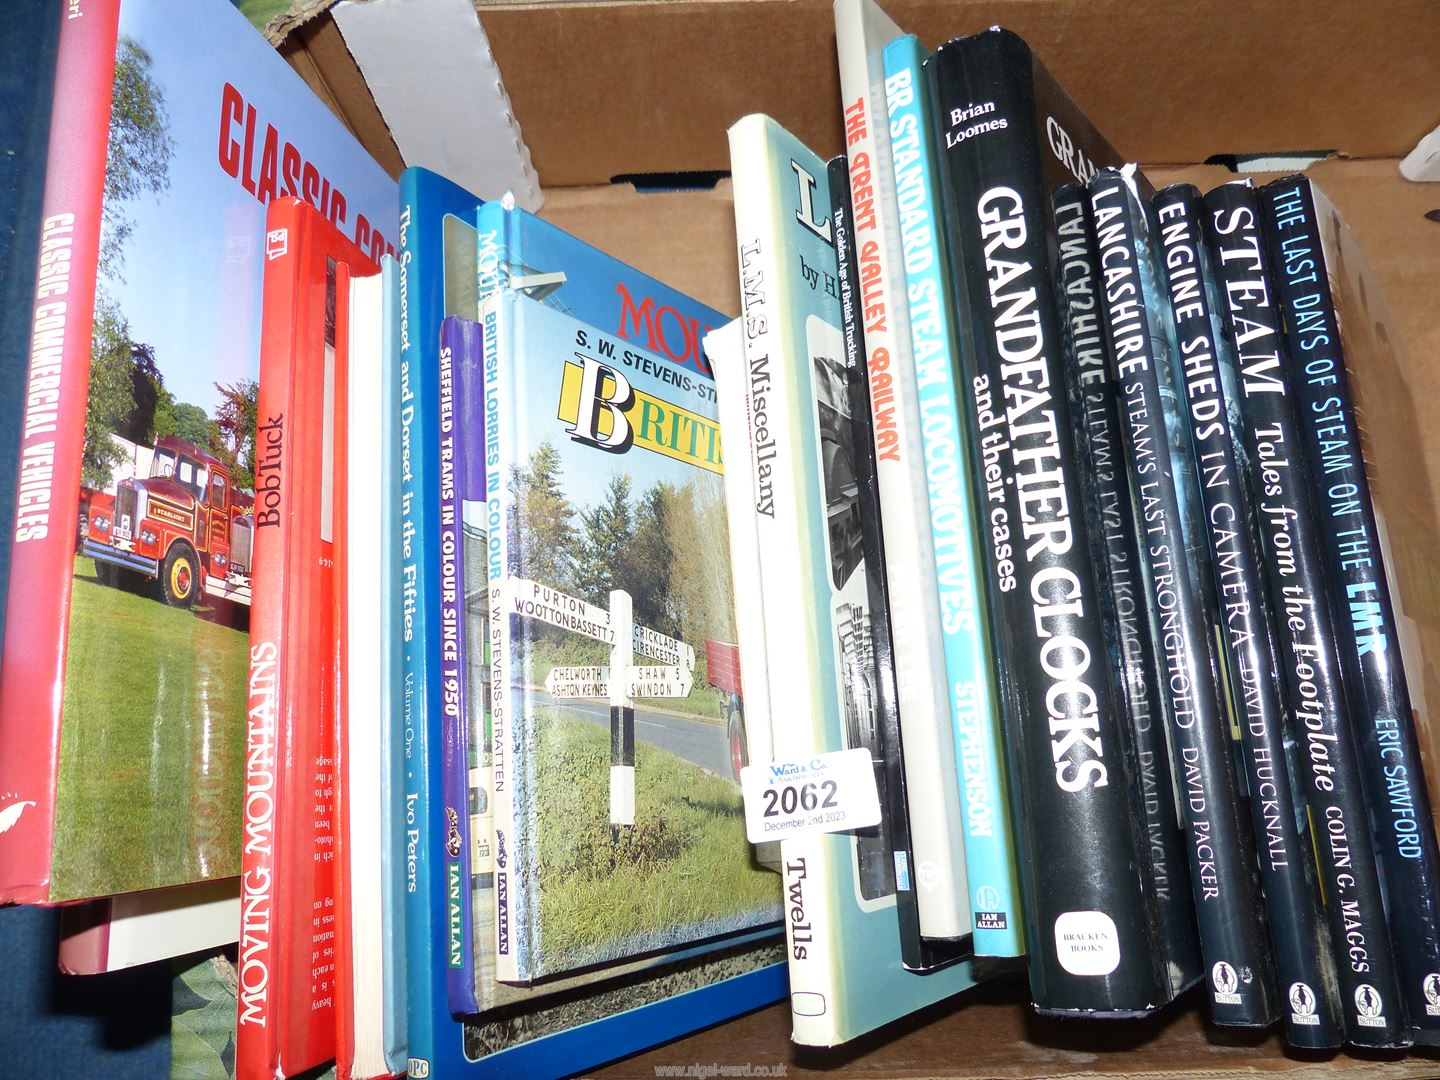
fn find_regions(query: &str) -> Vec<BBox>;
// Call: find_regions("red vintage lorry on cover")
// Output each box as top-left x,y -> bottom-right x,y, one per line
78,434 -> 254,609
706,639 -> 747,781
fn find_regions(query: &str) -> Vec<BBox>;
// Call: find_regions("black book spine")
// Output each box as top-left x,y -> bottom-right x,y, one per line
1155,183 -> 1342,1047
829,155 -> 961,974
1264,176 -> 1440,1044
929,30 -> 1167,1015
1054,182 -> 1201,998
1090,169 -> 1278,1027
1208,180 -> 1408,1047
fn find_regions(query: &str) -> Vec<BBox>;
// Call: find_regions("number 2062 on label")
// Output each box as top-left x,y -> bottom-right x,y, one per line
739,747 -> 882,845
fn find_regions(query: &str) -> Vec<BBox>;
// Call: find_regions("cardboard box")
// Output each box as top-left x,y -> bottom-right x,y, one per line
276,3 -> 1440,1074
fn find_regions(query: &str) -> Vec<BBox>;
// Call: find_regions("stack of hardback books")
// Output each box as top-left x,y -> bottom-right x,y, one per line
4,0 -> 1439,1073
0,1 -> 784,1077
711,0 -> 1440,1053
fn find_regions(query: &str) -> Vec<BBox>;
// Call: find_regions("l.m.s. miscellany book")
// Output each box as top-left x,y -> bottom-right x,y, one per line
480,273 -> 783,985
0,0 -> 395,905
729,112 -> 977,1047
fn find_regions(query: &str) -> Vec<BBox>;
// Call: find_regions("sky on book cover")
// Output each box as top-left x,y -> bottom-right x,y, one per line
53,0 -> 393,899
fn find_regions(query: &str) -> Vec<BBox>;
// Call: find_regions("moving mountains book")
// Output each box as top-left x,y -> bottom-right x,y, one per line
0,0 -> 395,903
479,246 -> 782,984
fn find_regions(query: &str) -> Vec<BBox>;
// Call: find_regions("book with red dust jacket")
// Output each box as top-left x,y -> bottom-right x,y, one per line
236,196 -> 377,1080
0,0 -> 393,907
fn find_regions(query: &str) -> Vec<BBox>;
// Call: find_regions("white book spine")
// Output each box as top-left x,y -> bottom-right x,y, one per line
706,318 -> 775,772
346,272 -> 388,1076
834,0 -> 970,940
727,115 -> 838,1041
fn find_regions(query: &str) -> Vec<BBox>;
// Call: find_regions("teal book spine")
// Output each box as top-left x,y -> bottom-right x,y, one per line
396,166 -> 485,1074
882,35 -> 1023,960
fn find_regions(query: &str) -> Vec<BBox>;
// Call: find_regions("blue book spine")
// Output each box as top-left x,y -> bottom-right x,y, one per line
379,254 -> 409,1073
882,35 -> 1023,959
397,167 -> 485,1075
439,315 -> 481,1014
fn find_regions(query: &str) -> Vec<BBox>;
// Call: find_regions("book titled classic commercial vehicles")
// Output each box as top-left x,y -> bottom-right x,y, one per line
78,434 -> 254,609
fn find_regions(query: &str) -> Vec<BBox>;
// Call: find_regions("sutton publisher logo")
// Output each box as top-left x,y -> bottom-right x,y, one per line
1289,982 -> 1320,1025
1354,983 -> 1387,1028
1212,961 -> 1242,1006
1424,973 -> 1440,1017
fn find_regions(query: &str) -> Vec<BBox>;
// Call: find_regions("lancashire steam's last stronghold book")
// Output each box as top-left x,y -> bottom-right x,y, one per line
0,0 -> 395,904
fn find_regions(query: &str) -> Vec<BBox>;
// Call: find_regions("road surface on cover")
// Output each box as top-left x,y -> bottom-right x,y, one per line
528,689 -> 732,778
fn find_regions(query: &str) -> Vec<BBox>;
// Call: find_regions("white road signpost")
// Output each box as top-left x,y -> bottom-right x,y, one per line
507,577 -> 694,825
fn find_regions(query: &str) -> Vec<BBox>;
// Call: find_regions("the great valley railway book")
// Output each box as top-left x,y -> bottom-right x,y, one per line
835,0 -> 972,944
1089,168 -> 1278,1027
1153,183 -> 1341,1047
928,29 -> 1171,1015
238,196 -> 378,1080
883,34 -> 1023,962
1052,183 -> 1201,1001
828,151 -> 965,975
1202,179 -> 1406,1047
729,112 -> 976,1047
0,0 -> 395,905
1262,175 -> 1440,1045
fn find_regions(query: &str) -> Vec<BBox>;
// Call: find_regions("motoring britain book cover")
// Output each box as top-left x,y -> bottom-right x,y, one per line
0,0 -> 395,905
480,282 -> 781,984
471,196 -> 783,988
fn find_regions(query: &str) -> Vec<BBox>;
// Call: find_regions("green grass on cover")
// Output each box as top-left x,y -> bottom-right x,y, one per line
232,0 -> 292,33
50,559 -> 248,899
525,635 -> 728,722
531,710 -> 777,972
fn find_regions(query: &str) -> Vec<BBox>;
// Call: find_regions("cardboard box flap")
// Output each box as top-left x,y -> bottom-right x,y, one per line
278,0 -> 1440,189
